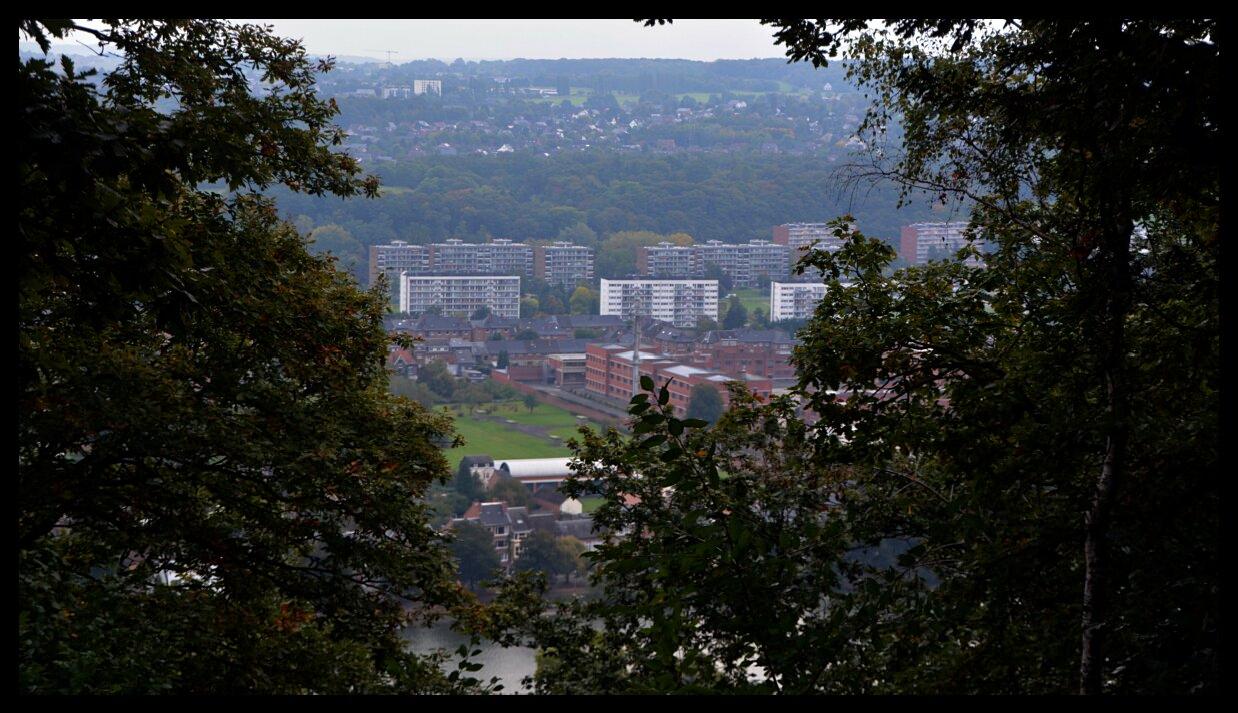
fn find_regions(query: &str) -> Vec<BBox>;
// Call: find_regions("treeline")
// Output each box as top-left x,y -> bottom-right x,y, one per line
271,152 -> 949,282
335,57 -> 848,95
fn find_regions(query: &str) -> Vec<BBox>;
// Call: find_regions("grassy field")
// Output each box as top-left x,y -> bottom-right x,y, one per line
613,92 -> 642,108
724,287 -> 770,318
441,411 -> 570,463
499,403 -> 594,429
672,92 -> 714,104
439,401 -> 604,468
527,87 -> 592,106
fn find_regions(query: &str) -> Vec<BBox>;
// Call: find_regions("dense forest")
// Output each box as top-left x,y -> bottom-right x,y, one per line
271,152 -> 948,283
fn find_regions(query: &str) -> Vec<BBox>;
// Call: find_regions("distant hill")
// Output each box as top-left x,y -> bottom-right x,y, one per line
314,54 -> 387,65
19,43 -> 124,71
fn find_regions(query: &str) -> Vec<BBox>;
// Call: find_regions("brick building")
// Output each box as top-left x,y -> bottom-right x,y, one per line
584,343 -> 772,417
693,329 -> 798,381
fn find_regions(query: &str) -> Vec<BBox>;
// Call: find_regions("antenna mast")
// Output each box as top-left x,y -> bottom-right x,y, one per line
368,49 -> 399,66
631,290 -> 643,397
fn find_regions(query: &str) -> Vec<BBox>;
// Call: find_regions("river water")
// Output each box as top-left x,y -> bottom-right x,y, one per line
402,618 -> 538,694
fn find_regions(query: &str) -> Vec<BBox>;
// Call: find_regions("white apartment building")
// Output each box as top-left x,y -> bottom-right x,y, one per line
399,274 -> 520,318
599,279 -> 719,329
772,223 -> 849,279
772,223 -> 848,254
413,79 -> 442,96
770,281 -> 828,321
428,238 -> 534,276
637,241 -> 696,278
534,242 -> 595,288
900,221 -> 984,265
369,240 -> 430,302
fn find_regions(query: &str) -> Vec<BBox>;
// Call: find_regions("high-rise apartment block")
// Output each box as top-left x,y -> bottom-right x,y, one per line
599,279 -> 719,329
899,222 -> 982,265
772,223 -> 848,278
399,274 -> 521,318
772,223 -> 847,254
484,239 -> 535,277
636,242 -> 696,278
534,242 -> 595,288
636,240 -> 790,287
369,240 -> 430,301
770,281 -> 828,321
428,238 -> 534,276
695,239 -> 789,287
371,238 -> 594,300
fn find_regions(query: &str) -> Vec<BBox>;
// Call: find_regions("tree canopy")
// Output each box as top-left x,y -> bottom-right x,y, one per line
721,295 -> 748,330
450,522 -> 502,590
685,383 -> 725,425
17,19 -> 504,694
513,18 -> 1219,695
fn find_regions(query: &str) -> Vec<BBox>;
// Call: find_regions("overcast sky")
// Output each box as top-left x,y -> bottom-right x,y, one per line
231,19 -> 787,61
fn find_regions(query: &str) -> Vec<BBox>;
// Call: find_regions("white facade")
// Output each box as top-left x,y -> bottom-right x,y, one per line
535,242 -> 595,287
770,281 -> 827,321
772,223 -> 850,279
775,223 -> 847,253
413,79 -> 442,96
399,274 -> 520,318
600,279 -> 719,329
370,240 -> 430,302
901,221 -> 984,265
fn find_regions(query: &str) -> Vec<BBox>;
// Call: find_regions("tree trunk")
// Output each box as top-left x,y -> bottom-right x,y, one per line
1080,213 -> 1132,695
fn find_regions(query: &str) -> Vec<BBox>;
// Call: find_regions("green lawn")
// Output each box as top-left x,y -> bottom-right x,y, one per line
613,92 -> 642,108
725,287 -> 770,318
501,403 -> 590,429
499,403 -> 602,445
672,92 -> 714,104
439,401 -> 603,468
527,87 -> 592,106
579,496 -> 605,514
441,409 -> 570,464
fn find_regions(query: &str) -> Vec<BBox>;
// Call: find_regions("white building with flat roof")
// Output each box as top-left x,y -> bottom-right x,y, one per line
399,274 -> 520,318
370,240 -> 430,303
770,281 -> 828,321
599,279 -> 719,329
413,79 -> 442,96
900,221 -> 985,265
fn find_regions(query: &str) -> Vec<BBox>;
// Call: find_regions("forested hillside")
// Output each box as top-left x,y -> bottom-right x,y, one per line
270,152 -> 949,282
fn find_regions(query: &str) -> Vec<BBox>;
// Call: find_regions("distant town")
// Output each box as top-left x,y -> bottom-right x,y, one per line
383,220 -> 979,572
